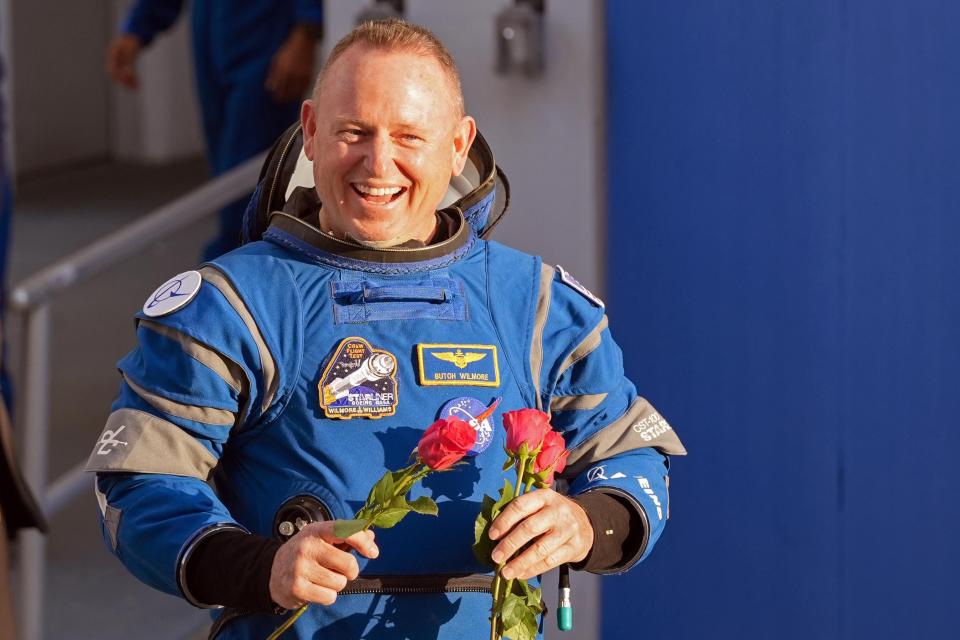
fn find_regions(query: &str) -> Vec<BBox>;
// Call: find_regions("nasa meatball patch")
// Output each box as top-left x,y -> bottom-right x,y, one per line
439,396 -> 500,456
142,270 -> 202,317
319,337 -> 399,419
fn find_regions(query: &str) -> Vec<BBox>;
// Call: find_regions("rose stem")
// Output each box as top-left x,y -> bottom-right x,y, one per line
489,452 -> 532,640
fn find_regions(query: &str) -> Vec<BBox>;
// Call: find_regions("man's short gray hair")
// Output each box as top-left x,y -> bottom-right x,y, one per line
314,19 -> 465,117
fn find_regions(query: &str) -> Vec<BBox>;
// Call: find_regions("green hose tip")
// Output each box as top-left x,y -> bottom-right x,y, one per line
557,564 -> 572,631
557,603 -> 573,631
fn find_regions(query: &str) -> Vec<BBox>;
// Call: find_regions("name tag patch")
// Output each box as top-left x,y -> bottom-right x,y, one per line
319,337 -> 399,419
417,344 -> 500,387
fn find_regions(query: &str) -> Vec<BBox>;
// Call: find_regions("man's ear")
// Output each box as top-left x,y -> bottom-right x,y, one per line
301,100 -> 317,161
451,115 -> 477,176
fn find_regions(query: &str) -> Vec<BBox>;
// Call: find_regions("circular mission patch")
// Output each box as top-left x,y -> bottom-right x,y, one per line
142,270 -> 202,318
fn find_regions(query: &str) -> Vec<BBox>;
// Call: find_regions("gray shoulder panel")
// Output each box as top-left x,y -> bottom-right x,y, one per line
565,397 -> 687,477
86,409 -> 219,480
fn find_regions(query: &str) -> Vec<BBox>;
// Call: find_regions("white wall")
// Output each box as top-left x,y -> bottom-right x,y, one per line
10,0 -> 112,175
321,4 -> 606,638
5,0 -> 203,174
108,0 -> 204,163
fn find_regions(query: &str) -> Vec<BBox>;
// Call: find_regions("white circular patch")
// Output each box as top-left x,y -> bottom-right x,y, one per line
142,270 -> 202,317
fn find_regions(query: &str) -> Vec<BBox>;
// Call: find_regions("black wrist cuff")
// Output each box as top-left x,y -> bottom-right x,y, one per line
570,490 -> 648,573
184,529 -> 283,613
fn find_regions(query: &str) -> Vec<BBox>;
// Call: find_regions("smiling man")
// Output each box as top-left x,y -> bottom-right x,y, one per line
303,37 -> 475,247
88,20 -> 685,639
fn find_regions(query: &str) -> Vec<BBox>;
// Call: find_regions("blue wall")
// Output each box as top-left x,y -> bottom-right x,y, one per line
604,2 -> 960,638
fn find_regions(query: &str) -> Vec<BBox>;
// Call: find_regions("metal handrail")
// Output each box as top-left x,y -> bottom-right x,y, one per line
12,152 -> 265,640
11,153 -> 265,310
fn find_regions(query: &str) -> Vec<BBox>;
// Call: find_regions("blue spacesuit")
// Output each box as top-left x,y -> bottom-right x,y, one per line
120,0 -> 324,258
87,151 -> 686,636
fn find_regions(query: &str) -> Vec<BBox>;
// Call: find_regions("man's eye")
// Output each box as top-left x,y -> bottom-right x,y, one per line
400,133 -> 423,143
339,129 -> 363,140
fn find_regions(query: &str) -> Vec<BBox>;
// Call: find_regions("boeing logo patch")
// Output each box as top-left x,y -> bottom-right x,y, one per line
143,270 -> 202,317
586,465 -> 608,482
319,337 -> 399,419
417,344 -> 500,387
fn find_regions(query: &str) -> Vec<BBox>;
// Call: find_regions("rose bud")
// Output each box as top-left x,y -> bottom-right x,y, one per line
534,430 -> 570,484
417,417 -> 477,470
503,408 -> 553,455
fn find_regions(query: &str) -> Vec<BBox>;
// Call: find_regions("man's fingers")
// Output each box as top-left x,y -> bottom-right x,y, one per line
288,580 -> 338,608
489,489 -> 550,540
307,522 -> 379,559
501,531 -> 567,580
270,524 -> 372,608
341,529 -> 379,559
507,553 -> 563,581
490,509 -> 553,564
297,535 -> 361,582
297,560 -> 349,592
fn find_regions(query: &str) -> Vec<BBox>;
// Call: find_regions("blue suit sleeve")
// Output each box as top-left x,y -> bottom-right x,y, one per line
87,269 -> 289,604
294,0 -> 324,26
121,0 -> 185,46
538,268 -> 686,573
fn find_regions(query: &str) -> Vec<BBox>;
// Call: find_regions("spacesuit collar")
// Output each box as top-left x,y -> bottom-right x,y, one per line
263,188 -> 475,270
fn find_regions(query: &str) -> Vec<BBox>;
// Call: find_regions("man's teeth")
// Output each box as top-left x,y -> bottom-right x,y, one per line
354,184 -> 402,197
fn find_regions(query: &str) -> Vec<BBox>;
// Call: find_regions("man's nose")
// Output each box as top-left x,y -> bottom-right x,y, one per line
364,133 -> 396,176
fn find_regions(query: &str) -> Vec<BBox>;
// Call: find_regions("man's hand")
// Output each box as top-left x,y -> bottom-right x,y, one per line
269,521 -> 379,610
488,488 -> 594,580
106,34 -> 143,90
265,26 -> 318,103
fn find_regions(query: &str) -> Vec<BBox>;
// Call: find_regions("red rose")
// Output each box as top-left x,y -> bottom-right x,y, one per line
417,417 -> 477,470
503,409 -> 553,455
534,430 -> 570,484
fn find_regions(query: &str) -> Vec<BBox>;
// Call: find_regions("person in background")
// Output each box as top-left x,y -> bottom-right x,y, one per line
106,0 -> 324,259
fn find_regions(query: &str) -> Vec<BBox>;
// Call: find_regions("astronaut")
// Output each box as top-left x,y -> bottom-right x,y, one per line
107,0 -> 324,259
89,20 -> 686,638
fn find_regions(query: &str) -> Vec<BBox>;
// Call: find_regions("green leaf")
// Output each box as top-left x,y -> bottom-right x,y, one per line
388,462 -> 420,494
510,580 -> 545,612
500,593 -> 524,629
473,494 -> 497,566
368,472 -> 396,506
491,478 -> 514,521
406,496 -> 438,516
502,457 -> 515,471
333,518 -> 369,539
499,592 -> 540,640
371,507 -> 410,529
527,586 -> 544,611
